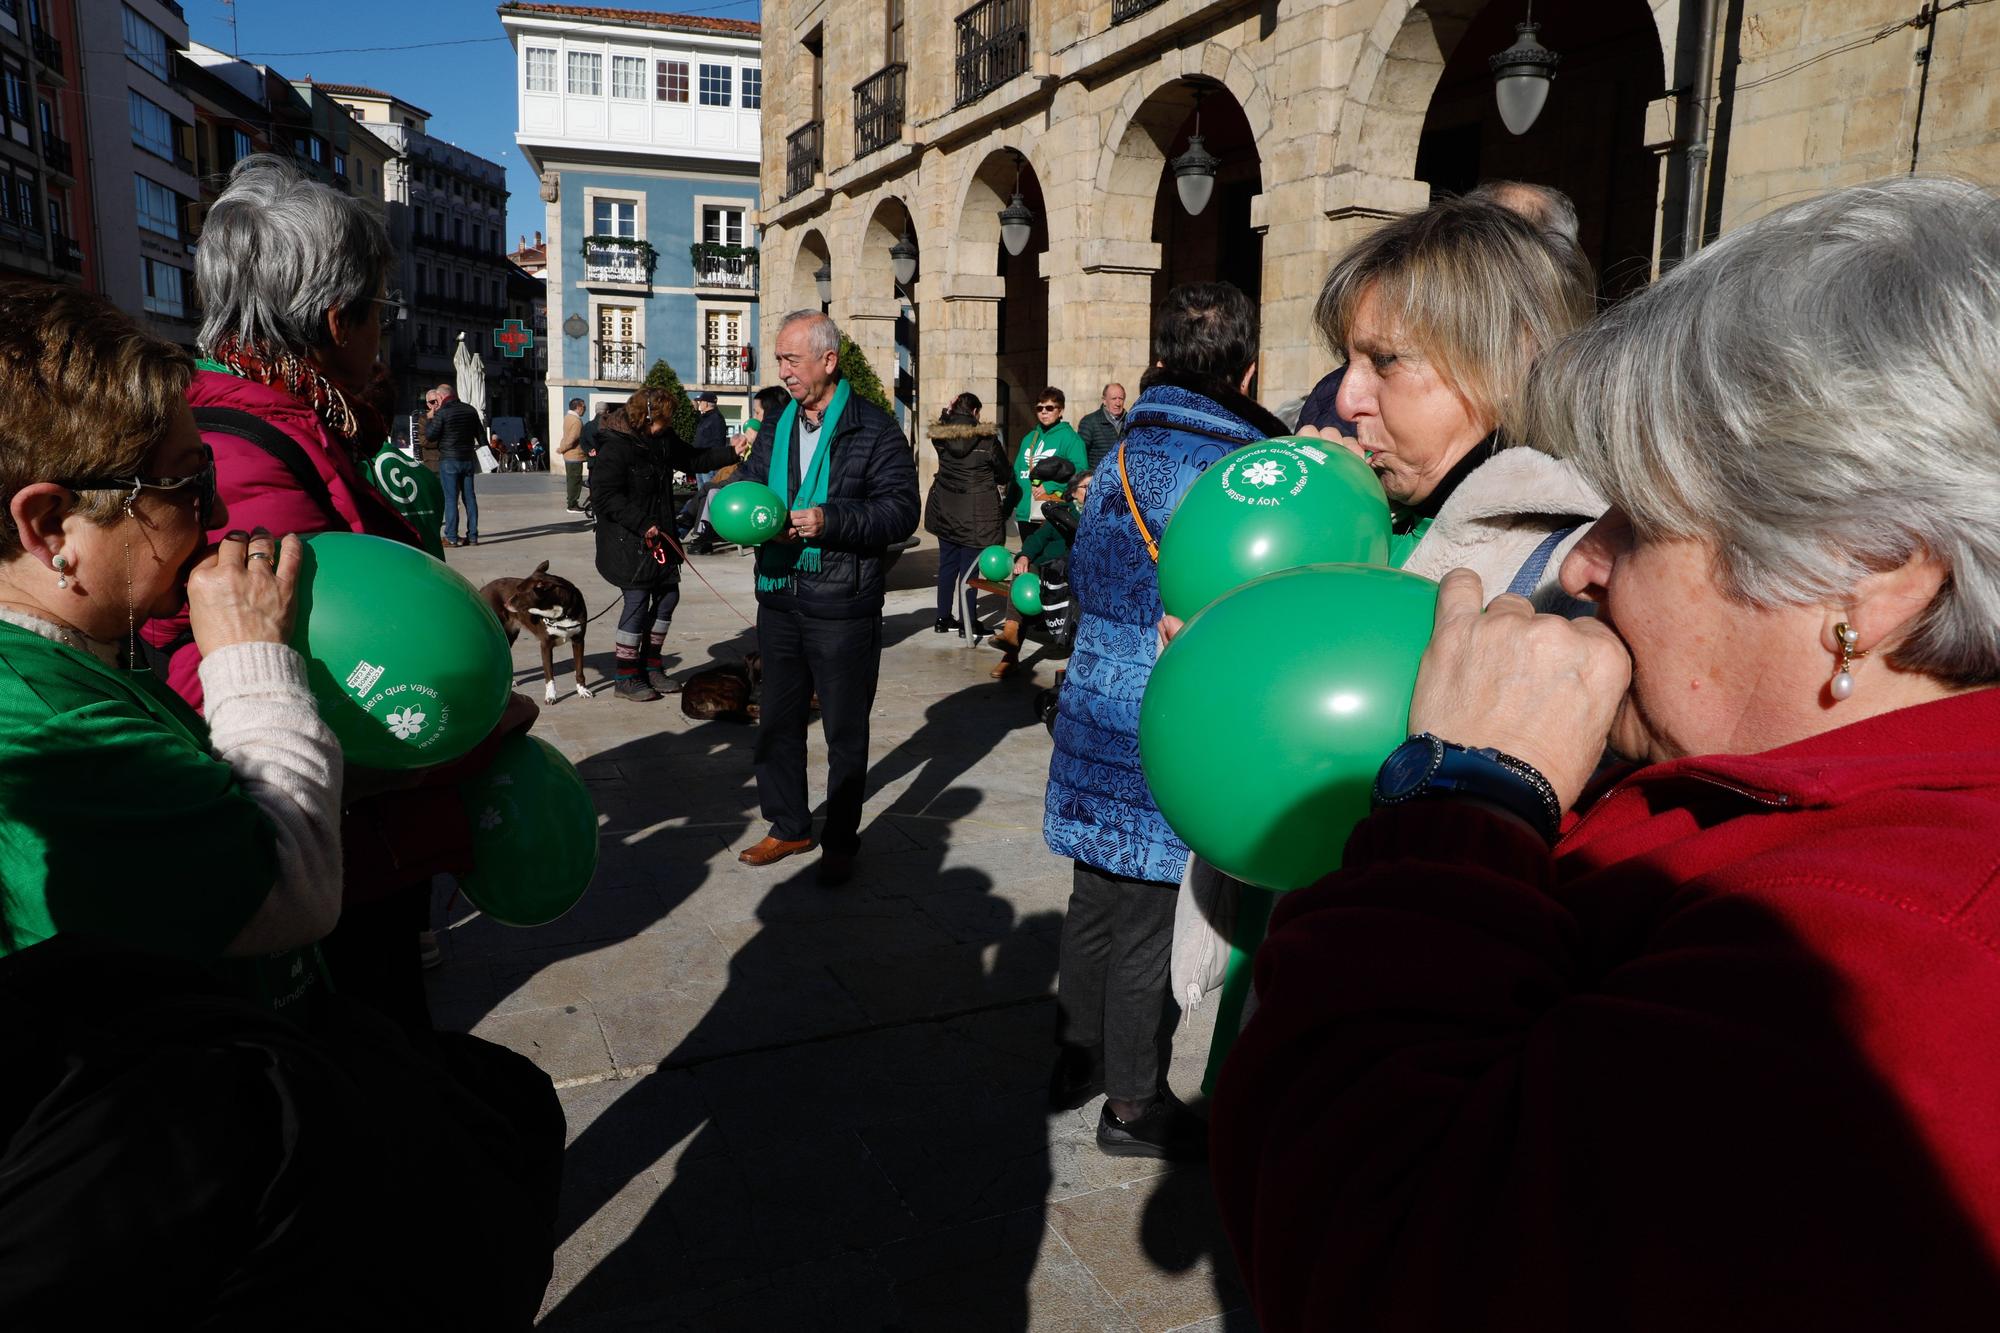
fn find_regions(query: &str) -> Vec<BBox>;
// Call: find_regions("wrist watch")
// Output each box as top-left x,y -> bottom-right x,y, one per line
1372,732 -> 1563,843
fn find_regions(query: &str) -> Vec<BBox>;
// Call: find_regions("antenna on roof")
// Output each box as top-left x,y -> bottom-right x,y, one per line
219,0 -> 239,56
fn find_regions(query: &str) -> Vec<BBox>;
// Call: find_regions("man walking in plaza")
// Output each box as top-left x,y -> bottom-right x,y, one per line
678,390 -> 728,541
559,396 -> 588,513
1075,381 -> 1128,473
734,311 -> 919,886
425,382 -> 487,546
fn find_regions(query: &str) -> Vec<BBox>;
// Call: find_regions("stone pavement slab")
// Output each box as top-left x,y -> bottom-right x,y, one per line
423,473 -> 1251,1331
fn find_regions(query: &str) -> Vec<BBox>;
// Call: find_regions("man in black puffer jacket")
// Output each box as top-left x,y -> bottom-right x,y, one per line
733,311 -> 919,885
423,383 -> 488,547
591,387 -> 746,700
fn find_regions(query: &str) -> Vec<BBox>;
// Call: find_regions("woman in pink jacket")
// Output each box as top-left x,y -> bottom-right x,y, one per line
143,155 -> 530,1028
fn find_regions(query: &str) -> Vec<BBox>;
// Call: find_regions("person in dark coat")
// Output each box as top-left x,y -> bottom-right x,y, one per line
1074,382 -> 1129,472
677,389 -> 730,535
590,387 -> 744,701
924,390 -> 1017,633
732,311 -> 920,885
422,383 -> 487,546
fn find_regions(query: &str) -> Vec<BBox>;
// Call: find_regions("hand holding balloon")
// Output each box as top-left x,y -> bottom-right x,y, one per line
709,482 -> 787,546
188,530 -> 302,654
1408,568 -> 1630,811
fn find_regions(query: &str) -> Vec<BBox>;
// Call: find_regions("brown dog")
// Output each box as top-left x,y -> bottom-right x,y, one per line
481,561 -> 596,703
680,653 -> 760,723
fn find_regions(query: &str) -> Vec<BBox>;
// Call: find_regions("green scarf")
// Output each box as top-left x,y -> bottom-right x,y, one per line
756,379 -> 850,593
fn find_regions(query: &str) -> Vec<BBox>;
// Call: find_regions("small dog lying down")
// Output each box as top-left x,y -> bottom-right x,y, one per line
681,653 -> 760,723
480,561 -> 596,703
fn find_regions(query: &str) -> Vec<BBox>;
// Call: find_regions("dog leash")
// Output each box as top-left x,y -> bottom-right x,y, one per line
602,525 -> 756,629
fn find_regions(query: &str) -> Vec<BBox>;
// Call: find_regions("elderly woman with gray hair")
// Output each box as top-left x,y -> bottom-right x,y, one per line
142,154 -> 533,1027
1213,177 -> 2000,1330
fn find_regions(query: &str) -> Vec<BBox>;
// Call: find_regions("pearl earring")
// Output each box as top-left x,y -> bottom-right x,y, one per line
52,553 -> 68,590
1831,622 -> 1865,701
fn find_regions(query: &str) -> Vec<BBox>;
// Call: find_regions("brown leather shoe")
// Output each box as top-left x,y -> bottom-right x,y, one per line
738,835 -> 814,866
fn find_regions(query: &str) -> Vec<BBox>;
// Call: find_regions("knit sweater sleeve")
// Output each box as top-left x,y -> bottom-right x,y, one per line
198,642 -> 345,955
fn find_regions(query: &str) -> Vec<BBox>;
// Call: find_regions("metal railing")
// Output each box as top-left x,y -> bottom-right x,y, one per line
854,63 -> 906,159
595,338 -> 644,382
954,0 -> 1028,108
1111,0 -> 1167,20
30,26 -> 60,73
700,343 -> 751,388
41,132 -> 70,175
582,240 -> 649,285
692,251 -> 757,290
785,120 -> 822,200
52,234 -> 81,272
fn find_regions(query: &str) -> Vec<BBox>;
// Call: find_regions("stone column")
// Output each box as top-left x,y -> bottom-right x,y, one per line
917,273 -> 1004,498
1045,238 -> 1159,409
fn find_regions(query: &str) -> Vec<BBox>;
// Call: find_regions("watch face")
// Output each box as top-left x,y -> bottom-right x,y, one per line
1375,737 -> 1438,801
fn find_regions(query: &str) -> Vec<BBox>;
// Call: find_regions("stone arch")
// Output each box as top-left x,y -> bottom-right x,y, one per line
941,146 -> 1051,449
1092,47 -> 1272,215
853,193 -> 920,438
942,134 -> 1057,286
785,226 -> 831,317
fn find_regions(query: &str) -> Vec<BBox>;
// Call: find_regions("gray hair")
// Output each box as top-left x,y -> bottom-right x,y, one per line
195,154 -> 394,358
778,309 -> 841,360
1467,180 -> 1580,244
1527,176 -> 2000,686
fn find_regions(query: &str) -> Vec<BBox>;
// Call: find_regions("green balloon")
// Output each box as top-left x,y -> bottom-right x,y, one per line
290,532 -> 512,770
1011,571 -> 1043,615
457,734 -> 600,926
977,544 -> 1013,581
1157,437 -> 1392,621
1139,563 -> 1437,891
710,481 -> 787,546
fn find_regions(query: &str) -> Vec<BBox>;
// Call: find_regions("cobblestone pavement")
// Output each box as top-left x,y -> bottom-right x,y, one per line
425,473 -> 1251,1332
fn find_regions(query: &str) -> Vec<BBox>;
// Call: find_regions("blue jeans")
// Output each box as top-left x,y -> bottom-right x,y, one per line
439,460 -> 479,542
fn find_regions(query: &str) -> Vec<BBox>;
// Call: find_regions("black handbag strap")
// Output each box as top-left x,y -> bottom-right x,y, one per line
192,406 -> 345,530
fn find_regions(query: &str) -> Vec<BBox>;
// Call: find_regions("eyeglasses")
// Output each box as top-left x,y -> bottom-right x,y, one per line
64,444 -> 219,530
372,290 -> 408,331
1036,404 -> 1060,413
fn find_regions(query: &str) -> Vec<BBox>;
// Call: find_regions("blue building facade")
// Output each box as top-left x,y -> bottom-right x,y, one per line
503,4 -> 762,429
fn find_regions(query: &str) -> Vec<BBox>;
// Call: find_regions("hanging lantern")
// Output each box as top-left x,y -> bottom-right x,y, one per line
814,259 -> 832,306
1171,121 -> 1221,217
1490,6 -> 1560,136
998,189 -> 1034,257
890,229 -> 919,287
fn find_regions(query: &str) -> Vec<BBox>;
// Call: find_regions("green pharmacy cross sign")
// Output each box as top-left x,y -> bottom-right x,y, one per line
493,318 -> 536,359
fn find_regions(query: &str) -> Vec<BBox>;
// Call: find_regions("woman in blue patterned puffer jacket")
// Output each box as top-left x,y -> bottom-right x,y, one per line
1043,282 -> 1290,1160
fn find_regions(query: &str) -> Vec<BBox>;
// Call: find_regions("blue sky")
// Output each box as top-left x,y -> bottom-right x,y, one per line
189,0 -> 762,248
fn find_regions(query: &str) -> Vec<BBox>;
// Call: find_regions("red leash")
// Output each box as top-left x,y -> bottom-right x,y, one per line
650,526 -> 757,628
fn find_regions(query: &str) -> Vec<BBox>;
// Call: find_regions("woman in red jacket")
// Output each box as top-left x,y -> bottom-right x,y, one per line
1213,177 -> 2000,1331
144,154 -> 530,1029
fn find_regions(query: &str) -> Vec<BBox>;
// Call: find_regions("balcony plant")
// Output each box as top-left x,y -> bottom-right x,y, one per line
688,241 -> 760,269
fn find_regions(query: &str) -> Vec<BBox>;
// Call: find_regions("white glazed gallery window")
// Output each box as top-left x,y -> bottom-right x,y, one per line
141,257 -> 187,317
656,59 -> 688,102
610,55 -> 646,100
134,174 -> 180,238
525,47 -> 556,93
741,66 -> 762,110
128,90 -> 173,160
566,51 -> 602,97
591,198 -> 637,239
698,64 -> 731,107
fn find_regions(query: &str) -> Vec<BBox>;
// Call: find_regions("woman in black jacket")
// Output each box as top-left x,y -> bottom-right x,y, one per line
924,391 -> 1017,633
592,387 -> 744,700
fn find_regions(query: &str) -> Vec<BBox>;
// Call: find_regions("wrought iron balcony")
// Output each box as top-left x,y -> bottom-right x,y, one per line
582,239 -> 650,286
692,246 -> 757,291
41,132 -> 71,176
52,234 -> 81,272
854,63 -> 906,159
954,0 -> 1028,109
595,338 -> 644,383
785,120 -> 822,200
700,342 -> 751,388
1111,0 -> 1168,20
31,26 -> 61,74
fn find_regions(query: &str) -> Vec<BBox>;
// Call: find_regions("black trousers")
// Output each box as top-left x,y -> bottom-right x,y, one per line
935,539 -> 978,623
1056,861 -> 1179,1102
754,606 -> 881,855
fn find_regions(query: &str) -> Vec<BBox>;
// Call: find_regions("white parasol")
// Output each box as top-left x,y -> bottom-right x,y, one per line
453,332 -> 488,419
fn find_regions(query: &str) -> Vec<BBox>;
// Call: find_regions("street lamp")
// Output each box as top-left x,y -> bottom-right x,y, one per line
814,258 -> 832,307
1490,3 -> 1560,136
998,152 -> 1035,258
1170,93 -> 1221,217
890,227 -> 919,288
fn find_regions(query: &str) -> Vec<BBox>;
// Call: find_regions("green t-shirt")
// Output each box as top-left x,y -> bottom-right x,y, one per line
0,623 -> 295,983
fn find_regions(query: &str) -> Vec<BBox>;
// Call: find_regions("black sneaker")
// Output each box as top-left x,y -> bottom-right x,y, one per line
1096,1091 -> 1207,1160
613,676 -> 661,702
1048,1043 -> 1103,1111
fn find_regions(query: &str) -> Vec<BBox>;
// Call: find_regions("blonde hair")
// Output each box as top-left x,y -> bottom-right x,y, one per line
1315,196 -> 1592,441
0,283 -> 194,559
